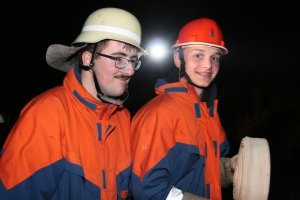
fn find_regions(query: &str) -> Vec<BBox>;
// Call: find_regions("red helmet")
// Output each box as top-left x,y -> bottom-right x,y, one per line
172,18 -> 228,54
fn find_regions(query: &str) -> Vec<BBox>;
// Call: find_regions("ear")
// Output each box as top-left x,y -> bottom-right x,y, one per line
81,51 -> 92,66
173,52 -> 181,69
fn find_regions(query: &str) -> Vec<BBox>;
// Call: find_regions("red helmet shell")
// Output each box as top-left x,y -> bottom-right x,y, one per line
172,18 -> 228,54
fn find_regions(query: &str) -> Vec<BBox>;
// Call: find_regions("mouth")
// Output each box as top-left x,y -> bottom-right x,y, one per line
115,75 -> 130,82
196,72 -> 211,76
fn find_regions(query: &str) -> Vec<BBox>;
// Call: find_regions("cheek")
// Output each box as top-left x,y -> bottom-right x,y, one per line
184,60 -> 197,70
94,61 -> 116,79
212,64 -> 220,73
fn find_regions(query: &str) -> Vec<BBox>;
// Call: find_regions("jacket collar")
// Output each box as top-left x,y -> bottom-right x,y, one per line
63,65 -> 121,118
155,70 -> 217,107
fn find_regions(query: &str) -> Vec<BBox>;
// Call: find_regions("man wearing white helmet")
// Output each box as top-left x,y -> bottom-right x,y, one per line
0,7 -> 145,199
131,18 -> 237,200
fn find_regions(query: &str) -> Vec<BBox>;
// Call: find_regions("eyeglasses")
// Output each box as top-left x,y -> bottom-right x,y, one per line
96,52 -> 142,71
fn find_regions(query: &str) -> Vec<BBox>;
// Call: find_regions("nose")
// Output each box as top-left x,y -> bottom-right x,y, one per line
121,62 -> 135,76
202,57 -> 212,69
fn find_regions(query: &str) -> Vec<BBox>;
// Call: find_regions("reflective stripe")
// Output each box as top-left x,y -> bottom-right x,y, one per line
165,87 -> 188,93
73,90 -> 97,110
97,123 -> 102,141
194,103 -> 201,118
213,141 -> 217,157
82,25 -> 141,43
102,170 -> 106,189
106,125 -> 112,134
206,184 -> 210,199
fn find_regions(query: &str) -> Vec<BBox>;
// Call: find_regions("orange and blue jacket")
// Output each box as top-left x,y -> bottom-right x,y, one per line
131,78 -> 230,200
0,65 -> 132,200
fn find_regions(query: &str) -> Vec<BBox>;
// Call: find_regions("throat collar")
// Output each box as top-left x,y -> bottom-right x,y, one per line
97,90 -> 129,106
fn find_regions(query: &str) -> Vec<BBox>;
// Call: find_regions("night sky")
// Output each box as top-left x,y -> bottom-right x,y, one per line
1,1 -> 299,199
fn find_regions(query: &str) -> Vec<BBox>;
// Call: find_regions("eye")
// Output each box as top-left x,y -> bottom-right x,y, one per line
115,57 -> 122,62
211,56 -> 220,61
130,59 -> 137,63
194,54 -> 202,58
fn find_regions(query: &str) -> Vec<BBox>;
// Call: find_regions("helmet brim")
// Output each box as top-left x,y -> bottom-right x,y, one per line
46,44 -> 87,72
46,40 -> 145,72
172,42 -> 228,55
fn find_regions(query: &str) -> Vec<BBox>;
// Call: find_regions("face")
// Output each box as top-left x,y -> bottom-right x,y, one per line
92,40 -> 138,97
175,46 -> 221,95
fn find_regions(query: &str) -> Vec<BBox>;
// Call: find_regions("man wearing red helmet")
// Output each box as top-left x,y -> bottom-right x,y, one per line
131,18 -> 236,199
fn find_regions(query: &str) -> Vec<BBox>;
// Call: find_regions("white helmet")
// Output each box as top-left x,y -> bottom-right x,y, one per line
46,7 -> 145,72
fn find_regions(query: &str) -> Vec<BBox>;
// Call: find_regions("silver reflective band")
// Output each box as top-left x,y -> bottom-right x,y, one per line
82,25 -> 141,44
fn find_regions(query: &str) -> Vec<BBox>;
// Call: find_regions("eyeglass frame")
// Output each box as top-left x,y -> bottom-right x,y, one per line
96,52 -> 142,71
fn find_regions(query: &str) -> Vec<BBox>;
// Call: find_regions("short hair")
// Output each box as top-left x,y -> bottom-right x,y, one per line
77,40 -> 139,64
77,40 -> 109,64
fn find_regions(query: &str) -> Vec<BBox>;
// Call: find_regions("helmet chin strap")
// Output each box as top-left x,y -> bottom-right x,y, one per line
178,47 -> 193,85
82,43 -> 129,105
178,47 -> 206,99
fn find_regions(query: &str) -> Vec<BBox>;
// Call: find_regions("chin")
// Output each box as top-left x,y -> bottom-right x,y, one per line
196,83 -> 211,88
111,91 -> 126,97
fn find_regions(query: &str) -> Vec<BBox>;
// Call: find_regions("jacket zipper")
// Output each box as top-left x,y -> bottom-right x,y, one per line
99,104 -> 112,120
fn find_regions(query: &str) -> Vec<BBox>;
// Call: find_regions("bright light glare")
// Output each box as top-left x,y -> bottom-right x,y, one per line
149,44 -> 167,59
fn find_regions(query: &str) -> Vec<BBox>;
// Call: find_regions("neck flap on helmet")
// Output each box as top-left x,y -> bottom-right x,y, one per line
80,43 -> 129,105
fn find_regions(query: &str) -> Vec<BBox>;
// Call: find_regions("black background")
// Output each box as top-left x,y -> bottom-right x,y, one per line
1,1 -> 299,199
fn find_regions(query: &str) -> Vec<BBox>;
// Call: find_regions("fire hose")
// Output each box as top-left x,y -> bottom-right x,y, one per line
233,136 -> 271,200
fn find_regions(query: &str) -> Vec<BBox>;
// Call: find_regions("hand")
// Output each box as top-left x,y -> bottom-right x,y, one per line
230,154 -> 239,172
220,155 -> 238,188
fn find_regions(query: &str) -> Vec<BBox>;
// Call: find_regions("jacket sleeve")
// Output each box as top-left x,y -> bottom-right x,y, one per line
131,106 -> 202,199
130,107 -> 174,199
131,140 -> 203,200
0,96 -> 65,199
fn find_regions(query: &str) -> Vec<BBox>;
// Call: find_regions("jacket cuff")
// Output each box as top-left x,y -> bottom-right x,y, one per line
183,192 -> 209,200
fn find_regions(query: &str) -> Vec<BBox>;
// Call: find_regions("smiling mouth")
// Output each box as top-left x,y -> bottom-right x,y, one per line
197,72 -> 211,76
115,75 -> 130,81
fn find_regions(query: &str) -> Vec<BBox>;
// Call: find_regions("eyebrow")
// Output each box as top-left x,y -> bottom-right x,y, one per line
191,49 -> 222,56
213,52 -> 222,56
111,52 -> 138,59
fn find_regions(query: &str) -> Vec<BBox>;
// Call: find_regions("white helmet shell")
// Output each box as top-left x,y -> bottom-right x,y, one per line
46,7 -> 145,72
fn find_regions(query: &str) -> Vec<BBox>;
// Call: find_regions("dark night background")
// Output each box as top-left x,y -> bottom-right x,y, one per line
0,1 -> 299,199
